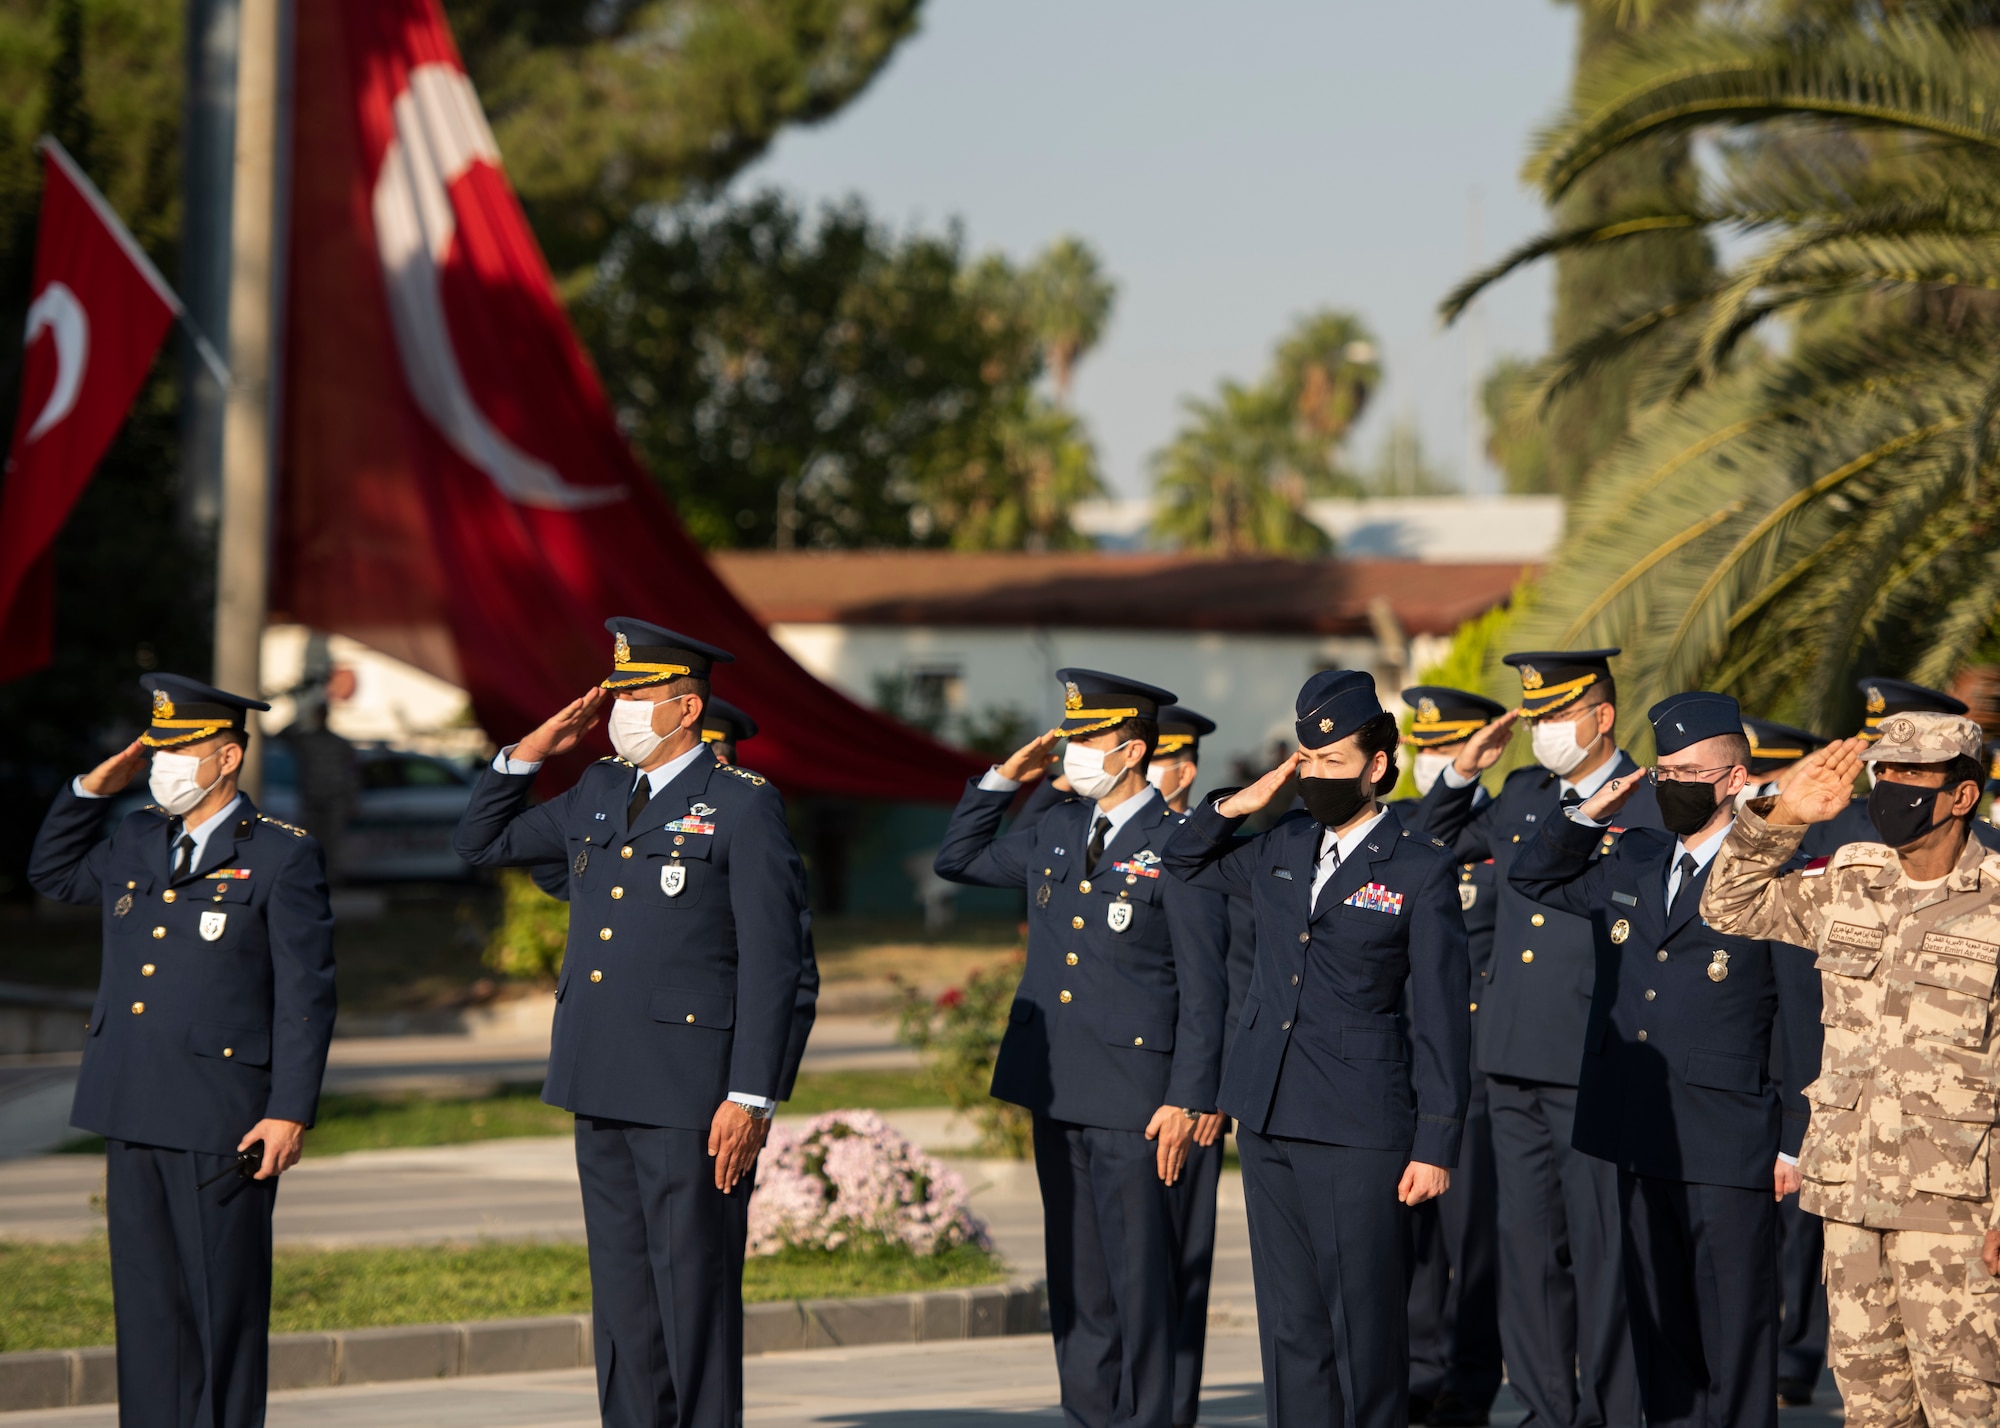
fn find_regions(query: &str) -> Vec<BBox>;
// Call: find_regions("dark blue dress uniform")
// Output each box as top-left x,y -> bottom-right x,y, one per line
453,621 -> 808,1428
1801,679 -> 2000,858
1509,692 -> 1824,1428
1164,670 -> 1469,1428
28,675 -> 336,1428
1397,685 -> 1509,1425
1417,649 -> 1659,1428
934,670 -> 1228,1428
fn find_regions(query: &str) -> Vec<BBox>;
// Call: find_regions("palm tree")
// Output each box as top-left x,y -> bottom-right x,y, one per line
1151,382 -> 1344,556
1442,2 -> 2000,734
1017,237 -> 1117,404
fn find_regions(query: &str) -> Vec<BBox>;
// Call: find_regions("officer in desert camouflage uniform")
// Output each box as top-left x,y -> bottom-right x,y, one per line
1702,711 -> 2000,1428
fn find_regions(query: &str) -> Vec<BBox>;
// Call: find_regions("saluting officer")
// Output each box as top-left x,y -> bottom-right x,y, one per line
1398,685 -> 1508,1428
1510,692 -> 1823,1428
1163,669 -> 1469,1428
453,619 -> 809,1428
1418,649 -> 1661,1428
1803,678 -> 2000,857
933,670 -> 1229,1428
30,675 -> 337,1428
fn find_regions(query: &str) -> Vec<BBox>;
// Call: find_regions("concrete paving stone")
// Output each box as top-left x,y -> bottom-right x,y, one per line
459,1316 -> 589,1377
0,1351 -> 72,1412
742,1301 -> 808,1357
332,1324 -> 459,1385
802,1294 -> 917,1349
70,1352 -> 113,1409
267,1335 -> 336,1392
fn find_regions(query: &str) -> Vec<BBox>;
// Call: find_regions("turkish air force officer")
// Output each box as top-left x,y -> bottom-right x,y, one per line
1398,686 -> 1508,1427
1163,669 -> 1470,1428
1509,692 -> 1823,1428
934,670 -> 1229,1428
454,620 -> 809,1428
1802,678 -> 2000,857
29,675 -> 336,1428
1418,649 -> 1661,1428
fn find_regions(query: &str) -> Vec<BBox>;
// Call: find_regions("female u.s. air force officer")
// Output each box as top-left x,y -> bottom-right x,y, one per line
1163,669 -> 1470,1428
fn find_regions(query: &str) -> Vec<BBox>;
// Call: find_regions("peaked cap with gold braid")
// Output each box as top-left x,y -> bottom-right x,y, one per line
1741,716 -> 1829,776
601,617 -> 734,692
1401,684 -> 1507,748
1502,648 -> 1620,719
699,697 -> 758,747
1053,667 -> 1174,738
1154,705 -> 1216,759
138,674 -> 271,748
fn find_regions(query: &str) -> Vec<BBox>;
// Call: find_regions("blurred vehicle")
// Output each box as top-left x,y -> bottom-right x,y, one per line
104,741 -> 476,881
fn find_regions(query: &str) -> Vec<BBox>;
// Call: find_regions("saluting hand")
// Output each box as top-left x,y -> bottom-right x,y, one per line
512,689 -> 609,765
1578,770 -> 1645,825
997,729 -> 1064,783
1216,752 -> 1301,819
1770,737 -> 1866,827
1451,709 -> 1520,778
1145,1105 -> 1195,1186
80,739 -> 149,797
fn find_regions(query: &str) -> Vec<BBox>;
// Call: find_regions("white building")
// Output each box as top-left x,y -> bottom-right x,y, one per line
1072,494 -> 1565,563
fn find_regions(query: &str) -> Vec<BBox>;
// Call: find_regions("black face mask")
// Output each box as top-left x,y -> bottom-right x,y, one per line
1654,777 -> 1724,838
1299,775 -> 1373,829
1868,779 -> 1949,848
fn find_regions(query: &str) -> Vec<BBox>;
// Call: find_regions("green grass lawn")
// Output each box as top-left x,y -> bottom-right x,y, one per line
0,1238 -> 1004,1352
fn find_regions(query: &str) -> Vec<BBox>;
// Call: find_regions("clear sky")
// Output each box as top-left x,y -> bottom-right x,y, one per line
741,0 -> 1579,499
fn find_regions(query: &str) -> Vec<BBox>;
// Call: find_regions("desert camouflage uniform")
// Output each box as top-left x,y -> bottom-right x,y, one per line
1702,746 -> 2000,1428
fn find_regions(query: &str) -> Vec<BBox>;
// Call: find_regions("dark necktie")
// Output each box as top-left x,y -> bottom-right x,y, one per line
1560,789 -> 1582,809
1087,815 -> 1112,867
626,775 -> 651,828
1669,852 -> 1698,914
172,834 -> 195,882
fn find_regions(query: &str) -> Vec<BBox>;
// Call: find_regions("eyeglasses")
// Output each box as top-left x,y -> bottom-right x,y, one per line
1647,765 -> 1738,786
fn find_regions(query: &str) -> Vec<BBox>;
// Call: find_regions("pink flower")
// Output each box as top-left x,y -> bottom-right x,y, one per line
747,1110 -> 991,1258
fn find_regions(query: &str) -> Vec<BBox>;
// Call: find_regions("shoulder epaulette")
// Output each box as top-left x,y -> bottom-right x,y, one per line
139,803 -> 166,816
719,763 -> 766,787
595,755 -> 634,767
258,814 -> 309,838
1830,842 -> 1889,871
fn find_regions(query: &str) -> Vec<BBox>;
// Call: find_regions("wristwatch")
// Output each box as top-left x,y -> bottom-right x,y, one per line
1181,1107 -> 1203,1121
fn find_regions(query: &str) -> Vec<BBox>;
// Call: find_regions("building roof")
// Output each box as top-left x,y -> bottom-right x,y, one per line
712,551 -> 1530,637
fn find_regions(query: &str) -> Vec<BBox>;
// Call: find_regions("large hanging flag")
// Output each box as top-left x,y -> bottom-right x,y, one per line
0,140 -> 184,682
276,0 -> 981,799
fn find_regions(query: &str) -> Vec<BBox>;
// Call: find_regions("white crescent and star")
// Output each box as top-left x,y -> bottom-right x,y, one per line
22,281 -> 87,444
371,64 -> 621,511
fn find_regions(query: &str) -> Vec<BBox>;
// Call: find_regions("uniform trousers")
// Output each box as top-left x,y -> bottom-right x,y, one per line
574,1116 -> 751,1428
1168,1133 -> 1225,1427
1237,1128 -> 1409,1428
105,1139 -> 278,1428
1407,1077 -> 1501,1414
1032,1114 -> 1181,1428
1777,1196 -> 1829,1390
1617,1171 -> 1777,1428
1823,1220 -> 2000,1428
1485,1076 -> 1640,1428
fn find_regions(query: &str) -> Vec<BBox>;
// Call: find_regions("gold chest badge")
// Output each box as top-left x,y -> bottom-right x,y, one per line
114,893 -> 133,917
1708,949 -> 1730,983
1610,918 -> 1630,944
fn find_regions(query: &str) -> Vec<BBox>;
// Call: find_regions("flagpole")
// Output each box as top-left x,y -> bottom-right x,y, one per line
212,0 -> 283,797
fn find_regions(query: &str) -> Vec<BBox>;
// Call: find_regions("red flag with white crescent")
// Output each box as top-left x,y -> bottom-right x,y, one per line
0,142 -> 177,682
276,0 -> 980,799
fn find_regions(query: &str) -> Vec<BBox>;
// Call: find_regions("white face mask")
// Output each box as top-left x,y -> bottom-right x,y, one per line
1412,750 -> 1457,797
608,697 -> 675,766
1144,762 -> 1169,790
149,749 -> 223,816
1530,714 -> 1598,777
1063,739 -> 1136,802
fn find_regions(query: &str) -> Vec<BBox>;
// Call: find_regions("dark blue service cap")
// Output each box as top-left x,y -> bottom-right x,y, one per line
700,697 -> 757,747
139,674 -> 271,749
1296,669 -> 1383,750
1402,685 -> 1508,748
602,617 -> 734,691
1055,668 -> 1175,737
1648,691 -> 1742,757
1502,648 -> 1620,719
1858,675 -> 1967,739
1154,705 -> 1216,758
1742,716 -> 1829,774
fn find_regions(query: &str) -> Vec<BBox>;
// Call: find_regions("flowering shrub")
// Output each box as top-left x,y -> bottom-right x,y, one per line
896,954 -> 1033,1158
748,1111 -> 991,1258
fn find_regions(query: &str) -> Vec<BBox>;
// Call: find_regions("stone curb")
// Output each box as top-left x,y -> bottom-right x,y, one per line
0,1282 -> 1047,1411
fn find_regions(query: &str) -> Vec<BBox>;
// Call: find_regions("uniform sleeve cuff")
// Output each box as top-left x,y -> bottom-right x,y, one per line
977,767 -> 1022,793
728,1092 -> 775,1114
1439,763 -> 1477,790
71,777 -> 107,799
494,744 -> 544,776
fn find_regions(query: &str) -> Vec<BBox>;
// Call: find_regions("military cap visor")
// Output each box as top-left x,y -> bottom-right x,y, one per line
1296,669 -> 1383,750
602,618 -> 735,691
138,674 -> 271,748
1856,676 -> 1968,740
1054,668 -> 1176,737
1503,648 -> 1620,719
1741,717 -> 1829,774
1647,691 -> 1742,757
1402,685 -> 1508,748
700,698 -> 758,747
1860,711 -> 1985,765
1154,705 -> 1216,757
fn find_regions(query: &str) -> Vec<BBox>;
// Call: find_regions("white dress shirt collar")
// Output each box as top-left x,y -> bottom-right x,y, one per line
1088,785 -> 1159,850
1665,816 -> 1732,906
177,794 -> 244,873
1562,753 -> 1625,802
637,740 -> 710,797
1311,804 -> 1390,912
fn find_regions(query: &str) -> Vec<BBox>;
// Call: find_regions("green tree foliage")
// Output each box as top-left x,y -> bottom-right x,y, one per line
577,192 -> 1107,550
484,869 -> 569,982
447,0 -> 924,286
1442,0 -> 2000,733
1481,355 -> 1554,494
1007,236 -> 1115,404
895,957 -> 1032,1158
1150,310 -> 1378,554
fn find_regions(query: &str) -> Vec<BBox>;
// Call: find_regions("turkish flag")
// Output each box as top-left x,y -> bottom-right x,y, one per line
0,141 -> 177,682
276,0 -> 981,799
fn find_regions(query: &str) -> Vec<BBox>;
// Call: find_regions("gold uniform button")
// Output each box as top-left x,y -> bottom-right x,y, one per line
1282,1020 -> 1292,1030
162,890 -> 177,904
1133,1037 -> 1144,1046
1126,875 -> 1137,886
126,881 -> 136,889
141,964 -> 155,977
1060,990 -> 1073,1003
674,835 -> 685,846
1530,913 -> 1545,927
152,926 -> 166,940
686,1013 -> 696,1024
611,887 -> 625,899
1044,868 -> 1052,876
620,846 -> 633,859
1065,953 -> 1079,966
1521,950 -> 1534,963
130,1002 -> 144,1015
1511,834 -> 1521,843
1291,974 -> 1300,986
1470,1001 -> 1478,1012
1657,950 -> 1669,962
1072,917 -> 1085,930
1644,989 -> 1657,1001
1637,1029 -> 1649,1042
223,1048 -> 233,1058
1298,932 -> 1311,944
599,928 -> 613,941
1079,880 -> 1092,894
590,970 -> 603,982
